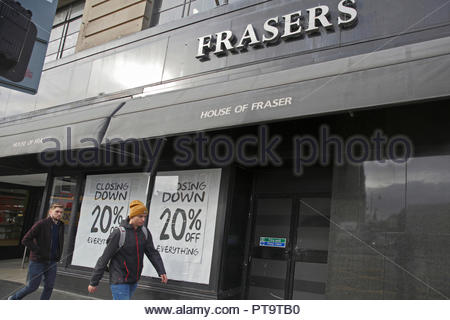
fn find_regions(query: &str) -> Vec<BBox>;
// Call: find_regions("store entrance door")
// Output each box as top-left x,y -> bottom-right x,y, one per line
245,194 -> 331,299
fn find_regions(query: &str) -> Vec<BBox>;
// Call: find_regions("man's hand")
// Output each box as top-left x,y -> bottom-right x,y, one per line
88,285 -> 97,293
160,274 -> 168,284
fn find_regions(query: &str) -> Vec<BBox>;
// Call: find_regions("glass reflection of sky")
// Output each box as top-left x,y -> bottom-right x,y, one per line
363,155 -> 450,221
363,160 -> 405,221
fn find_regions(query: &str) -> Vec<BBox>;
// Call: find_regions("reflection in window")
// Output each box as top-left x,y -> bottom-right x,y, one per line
405,155 -> 450,233
49,176 -> 78,254
0,189 -> 29,246
328,155 -> 450,299
363,161 -> 406,231
49,176 -> 77,225
150,0 -> 229,27
45,1 -> 85,64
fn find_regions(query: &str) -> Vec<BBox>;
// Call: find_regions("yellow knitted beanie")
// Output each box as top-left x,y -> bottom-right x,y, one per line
128,200 -> 148,219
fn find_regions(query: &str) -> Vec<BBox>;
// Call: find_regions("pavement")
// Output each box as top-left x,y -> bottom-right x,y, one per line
0,259 -> 97,300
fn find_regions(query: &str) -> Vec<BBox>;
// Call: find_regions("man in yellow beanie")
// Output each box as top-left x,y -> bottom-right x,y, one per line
88,200 -> 168,299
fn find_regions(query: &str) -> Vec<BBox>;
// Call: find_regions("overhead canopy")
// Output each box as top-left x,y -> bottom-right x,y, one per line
0,99 -> 126,158
0,173 -> 47,187
2,37 -> 449,160
103,36 -> 450,142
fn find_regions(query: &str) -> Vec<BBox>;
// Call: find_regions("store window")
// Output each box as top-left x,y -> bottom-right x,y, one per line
71,172 -> 150,268
44,1 -> 85,64
150,0 -> 229,27
328,155 -> 450,299
144,169 -> 221,284
0,173 -> 47,251
48,176 -> 78,248
0,189 -> 29,246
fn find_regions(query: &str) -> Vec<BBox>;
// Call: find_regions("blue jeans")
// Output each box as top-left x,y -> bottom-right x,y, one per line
10,261 -> 57,300
110,283 -> 138,300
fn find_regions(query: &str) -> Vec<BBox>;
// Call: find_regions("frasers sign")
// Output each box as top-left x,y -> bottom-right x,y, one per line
196,0 -> 358,59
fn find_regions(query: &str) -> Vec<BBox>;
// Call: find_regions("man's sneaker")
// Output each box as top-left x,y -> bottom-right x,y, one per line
7,296 -> 14,300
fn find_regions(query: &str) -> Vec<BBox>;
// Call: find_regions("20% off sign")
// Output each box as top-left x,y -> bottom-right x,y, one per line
159,208 -> 203,243
90,205 -> 125,234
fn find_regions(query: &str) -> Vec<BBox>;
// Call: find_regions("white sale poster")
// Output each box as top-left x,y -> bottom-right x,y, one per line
71,172 -> 150,267
142,169 -> 221,284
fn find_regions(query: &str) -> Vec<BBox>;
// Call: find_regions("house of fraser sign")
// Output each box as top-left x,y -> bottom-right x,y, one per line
196,0 -> 358,59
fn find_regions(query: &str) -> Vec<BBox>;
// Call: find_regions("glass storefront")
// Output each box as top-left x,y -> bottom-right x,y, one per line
0,173 -> 47,259
246,166 -> 333,299
48,176 -> 78,261
49,176 -> 77,223
327,155 -> 450,299
1,102 -> 446,300
0,189 -> 29,246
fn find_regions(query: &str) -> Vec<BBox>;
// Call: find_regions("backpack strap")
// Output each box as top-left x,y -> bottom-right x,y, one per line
141,226 -> 148,240
117,226 -> 126,251
106,226 -> 127,271
116,225 -> 147,254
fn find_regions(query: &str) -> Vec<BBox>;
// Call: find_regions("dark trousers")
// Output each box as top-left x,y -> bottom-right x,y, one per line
10,260 -> 57,300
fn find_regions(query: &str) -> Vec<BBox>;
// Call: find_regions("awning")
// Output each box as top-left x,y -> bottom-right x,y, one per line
0,99 -> 126,158
103,36 -> 450,142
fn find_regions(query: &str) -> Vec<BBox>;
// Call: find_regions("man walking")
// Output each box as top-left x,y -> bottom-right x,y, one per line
88,200 -> 167,300
9,203 -> 65,300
